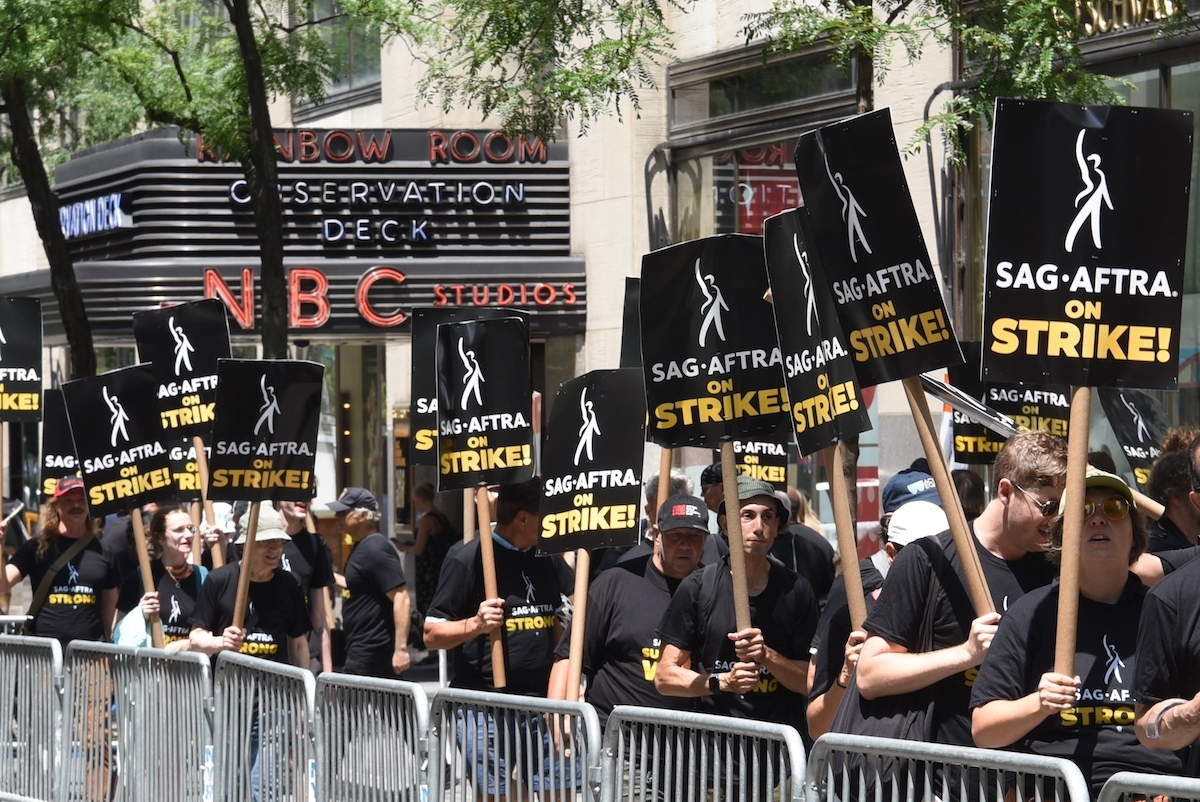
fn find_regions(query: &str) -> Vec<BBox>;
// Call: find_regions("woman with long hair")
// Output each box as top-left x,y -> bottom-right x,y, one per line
398,483 -> 453,613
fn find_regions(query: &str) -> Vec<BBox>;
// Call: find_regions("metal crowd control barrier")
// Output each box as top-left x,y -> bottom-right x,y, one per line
315,673 -> 429,800
124,648 -> 213,802
0,635 -> 61,801
213,651 -> 317,802
806,733 -> 1091,802
0,617 -> 31,634
59,642 -> 132,802
600,705 -> 806,802
1098,770 -> 1200,802
429,686 -> 602,802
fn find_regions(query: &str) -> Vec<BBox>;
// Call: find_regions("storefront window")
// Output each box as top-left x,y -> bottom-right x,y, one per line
312,0 -> 381,96
673,141 -> 800,240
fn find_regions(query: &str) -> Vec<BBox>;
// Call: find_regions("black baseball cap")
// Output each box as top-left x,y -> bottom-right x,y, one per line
657,494 -> 709,534
700,462 -> 723,487
327,487 -> 378,512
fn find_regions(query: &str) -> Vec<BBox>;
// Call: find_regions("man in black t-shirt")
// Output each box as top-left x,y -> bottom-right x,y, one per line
656,476 -> 818,730
855,432 -> 1065,747
277,499 -> 336,673
329,487 -> 410,678
548,493 -> 709,726
1146,448 -> 1200,552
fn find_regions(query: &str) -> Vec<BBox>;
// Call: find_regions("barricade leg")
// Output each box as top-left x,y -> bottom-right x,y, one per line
0,636 -> 61,801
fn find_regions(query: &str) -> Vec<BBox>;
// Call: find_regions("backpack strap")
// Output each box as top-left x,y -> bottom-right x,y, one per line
22,532 -> 96,635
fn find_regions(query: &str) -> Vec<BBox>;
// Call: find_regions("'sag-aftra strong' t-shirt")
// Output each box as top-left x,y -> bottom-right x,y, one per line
117,560 -> 204,644
190,562 -> 310,663
10,535 -> 118,645
864,528 -> 1056,747
970,577 -> 1180,794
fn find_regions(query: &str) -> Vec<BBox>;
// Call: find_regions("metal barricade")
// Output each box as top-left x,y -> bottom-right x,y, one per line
213,651 -> 317,802
806,733 -> 1091,802
600,705 -> 806,802
125,648 -> 213,802
58,642 -> 137,802
315,673 -> 428,800
429,687 -> 602,802
0,635 -> 62,801
1098,770 -> 1200,802
0,617 -> 31,635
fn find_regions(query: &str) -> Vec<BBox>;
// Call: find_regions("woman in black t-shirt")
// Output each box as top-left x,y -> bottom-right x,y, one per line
971,469 -> 1181,795
117,504 -> 204,651
399,483 -> 452,613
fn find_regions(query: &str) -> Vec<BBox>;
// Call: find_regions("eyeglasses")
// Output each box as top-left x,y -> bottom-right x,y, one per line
1083,495 -> 1130,522
1013,483 -> 1060,518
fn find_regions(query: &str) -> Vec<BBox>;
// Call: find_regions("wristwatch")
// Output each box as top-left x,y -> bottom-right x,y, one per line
708,673 -> 722,695
1146,698 -> 1187,740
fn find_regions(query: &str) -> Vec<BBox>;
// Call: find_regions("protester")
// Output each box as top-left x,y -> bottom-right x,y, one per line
655,476 -> 819,732
789,486 -> 824,531
276,499 -> 336,673
189,504 -> 310,666
115,503 -> 204,651
855,432 -> 1065,748
397,483 -> 452,615
952,469 -> 986,521
422,479 -> 575,799
2,477 -> 118,646
1133,431 -> 1200,583
807,500 -> 947,738
548,493 -> 709,725
771,488 -> 835,599
699,462 -> 723,517
1145,428 -> 1200,552
101,504 -> 156,585
971,468 -> 1179,795
331,487 -> 411,678
593,467 -> 698,577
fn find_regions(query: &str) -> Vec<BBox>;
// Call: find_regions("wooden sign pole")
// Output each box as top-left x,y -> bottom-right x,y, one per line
565,548 -> 591,702
475,486 -> 505,688
1054,386 -> 1092,676
719,442 -> 752,631
463,489 -> 477,542
189,502 -> 203,566
826,444 -> 868,629
232,501 -> 261,630
656,448 -> 672,513
129,511 -> 165,649
193,436 -> 224,567
902,377 -> 994,615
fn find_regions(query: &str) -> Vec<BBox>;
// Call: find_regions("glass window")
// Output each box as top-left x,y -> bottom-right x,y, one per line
672,55 -> 853,128
312,0 -> 381,95
673,141 -> 800,240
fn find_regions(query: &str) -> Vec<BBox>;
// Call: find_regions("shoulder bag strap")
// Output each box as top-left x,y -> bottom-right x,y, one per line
21,532 -> 97,634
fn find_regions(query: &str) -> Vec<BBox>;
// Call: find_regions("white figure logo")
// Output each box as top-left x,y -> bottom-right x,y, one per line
66,562 -> 79,586
573,387 -> 601,466
0,323 -> 7,360
1065,129 -> 1113,253
1120,393 -> 1150,443
254,375 -> 281,436
522,571 -> 536,604
793,234 -> 820,337
695,258 -> 729,348
458,337 -> 485,408
824,151 -> 871,263
104,387 -> 129,446
281,553 -> 292,574
169,316 -> 194,376
1104,634 -> 1125,684
168,595 -> 182,625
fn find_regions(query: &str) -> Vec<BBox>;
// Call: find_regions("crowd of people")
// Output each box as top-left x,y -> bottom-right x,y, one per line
10,428 -> 1200,796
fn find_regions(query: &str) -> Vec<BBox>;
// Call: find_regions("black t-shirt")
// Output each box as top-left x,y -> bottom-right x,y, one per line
1134,552 -> 1200,706
279,533 -> 334,602
10,534 -> 119,645
971,577 -> 1180,795
864,527 -> 1057,747
341,532 -> 407,664
426,534 -> 573,695
770,524 -> 835,599
809,556 -> 885,700
553,553 -> 692,726
189,562 -> 310,663
1147,515 -> 1194,554
100,515 -> 140,586
656,558 -> 818,727
117,560 -> 204,644
1152,543 -> 1200,576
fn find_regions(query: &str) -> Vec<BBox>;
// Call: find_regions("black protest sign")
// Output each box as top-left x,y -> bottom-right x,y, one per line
0,297 -> 43,422
168,438 -> 204,501
986,383 -> 1071,442
764,210 -> 871,454
640,235 -> 789,448
40,389 -> 78,499
539,369 -> 646,554
733,440 -> 789,489
620,277 -> 642,369
794,109 -> 962,386
949,342 -> 996,465
410,308 -> 527,466
62,365 -> 174,517
436,317 -> 535,491
1098,388 -> 1170,488
133,299 -> 230,438
207,360 -> 324,502
982,99 -> 1193,389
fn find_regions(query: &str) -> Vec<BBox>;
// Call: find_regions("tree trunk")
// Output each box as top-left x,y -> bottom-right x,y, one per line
3,78 -> 96,379
227,0 -> 287,358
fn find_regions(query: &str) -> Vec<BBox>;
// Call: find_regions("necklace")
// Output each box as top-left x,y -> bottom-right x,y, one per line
165,563 -> 193,587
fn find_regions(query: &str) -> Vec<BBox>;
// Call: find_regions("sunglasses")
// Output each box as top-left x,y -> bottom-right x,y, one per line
1013,483 -> 1059,517
1083,495 -> 1130,521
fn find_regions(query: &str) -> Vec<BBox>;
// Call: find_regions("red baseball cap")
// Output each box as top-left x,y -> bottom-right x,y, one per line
53,477 -> 85,497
